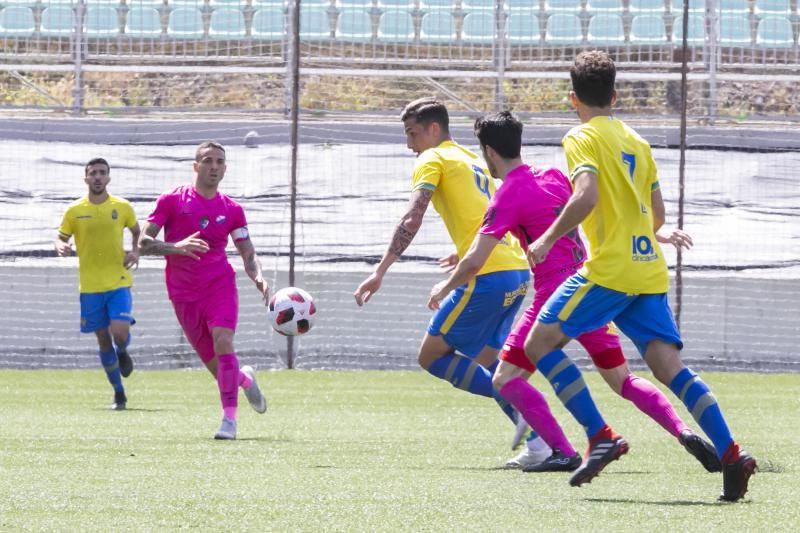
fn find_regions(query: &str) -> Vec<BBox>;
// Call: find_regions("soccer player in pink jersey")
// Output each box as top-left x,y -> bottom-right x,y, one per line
140,141 -> 268,440
429,111 -> 720,474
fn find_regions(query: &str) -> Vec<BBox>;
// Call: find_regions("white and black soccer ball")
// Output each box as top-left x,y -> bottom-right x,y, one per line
268,287 -> 316,336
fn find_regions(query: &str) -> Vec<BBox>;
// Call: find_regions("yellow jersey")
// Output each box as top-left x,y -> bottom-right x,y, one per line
562,116 -> 668,294
411,140 -> 527,275
58,194 -> 137,293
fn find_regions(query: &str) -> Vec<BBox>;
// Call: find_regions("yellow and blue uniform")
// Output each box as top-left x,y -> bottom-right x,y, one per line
563,116 -> 667,294
538,116 -> 681,355
59,195 -> 136,332
413,140 -> 529,357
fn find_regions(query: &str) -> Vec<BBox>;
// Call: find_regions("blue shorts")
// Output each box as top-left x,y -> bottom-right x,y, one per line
428,269 -> 529,358
537,273 -> 682,357
79,287 -> 135,334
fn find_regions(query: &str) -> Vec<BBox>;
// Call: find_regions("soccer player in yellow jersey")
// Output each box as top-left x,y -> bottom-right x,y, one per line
55,158 -> 140,410
523,51 -> 755,500
353,98 -> 552,464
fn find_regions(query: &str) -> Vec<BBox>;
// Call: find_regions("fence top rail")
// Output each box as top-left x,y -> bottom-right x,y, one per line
4,62 -> 800,83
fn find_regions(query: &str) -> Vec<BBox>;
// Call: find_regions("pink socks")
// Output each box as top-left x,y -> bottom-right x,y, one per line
621,374 -> 689,438
238,370 -> 252,390
217,353 -> 239,421
500,377 -> 577,456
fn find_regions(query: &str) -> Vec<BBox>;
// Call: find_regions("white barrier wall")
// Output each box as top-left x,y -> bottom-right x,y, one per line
0,261 -> 796,372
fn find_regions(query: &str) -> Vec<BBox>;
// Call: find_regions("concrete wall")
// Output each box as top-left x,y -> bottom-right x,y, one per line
0,262 -> 797,372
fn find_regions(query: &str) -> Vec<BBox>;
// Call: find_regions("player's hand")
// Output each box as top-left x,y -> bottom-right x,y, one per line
124,249 -> 140,270
354,273 -> 382,306
255,276 -> 270,303
527,237 -> 553,265
427,280 -> 449,310
656,228 -> 693,250
54,240 -> 73,257
175,231 -> 209,260
437,253 -> 459,273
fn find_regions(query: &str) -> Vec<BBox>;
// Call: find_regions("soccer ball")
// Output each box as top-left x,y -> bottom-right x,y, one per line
268,287 -> 316,336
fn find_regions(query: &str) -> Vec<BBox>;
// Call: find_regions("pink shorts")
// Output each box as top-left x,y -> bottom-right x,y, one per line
501,267 -> 622,373
171,280 -> 238,364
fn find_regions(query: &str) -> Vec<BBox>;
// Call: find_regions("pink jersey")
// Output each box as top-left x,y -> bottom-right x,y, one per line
479,165 -> 586,288
148,184 -> 248,302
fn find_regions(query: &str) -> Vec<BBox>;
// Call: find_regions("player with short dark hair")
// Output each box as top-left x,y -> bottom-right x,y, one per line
140,141 -> 268,440
523,50 -> 755,500
56,158 -> 139,410
354,98 -> 554,466
432,110 -> 720,474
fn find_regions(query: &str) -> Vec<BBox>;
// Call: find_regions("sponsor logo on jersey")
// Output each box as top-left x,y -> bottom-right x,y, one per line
632,235 -> 659,262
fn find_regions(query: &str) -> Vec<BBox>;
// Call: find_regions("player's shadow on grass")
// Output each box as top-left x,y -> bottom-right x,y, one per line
93,407 -> 167,412
227,436 -> 294,443
585,497 -> 722,507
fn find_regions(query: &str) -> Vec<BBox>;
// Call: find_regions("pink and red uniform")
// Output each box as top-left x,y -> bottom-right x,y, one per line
479,165 -> 623,372
148,184 -> 249,363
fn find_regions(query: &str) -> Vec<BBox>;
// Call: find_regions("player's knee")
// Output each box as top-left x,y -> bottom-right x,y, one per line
525,322 -> 565,360
644,339 -> 684,384
491,372 -> 506,391
523,334 -> 544,361
417,351 -> 435,370
211,328 -> 235,354
110,330 -> 128,347
94,329 -> 113,351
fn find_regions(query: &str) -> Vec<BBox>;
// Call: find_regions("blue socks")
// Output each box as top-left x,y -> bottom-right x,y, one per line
98,349 -> 124,393
427,352 -> 494,398
426,353 -> 523,427
537,349 -> 605,438
669,368 -> 733,457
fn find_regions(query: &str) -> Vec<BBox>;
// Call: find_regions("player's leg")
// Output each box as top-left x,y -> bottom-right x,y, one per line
492,293 -> 567,468
211,326 -> 239,424
207,284 -> 267,427
82,292 -> 126,409
172,295 -> 260,397
418,333 -> 496,398
583,329 -> 719,473
492,351 -> 580,472
615,294 -> 755,500
420,271 -> 523,401
526,275 -> 631,486
93,327 -> 126,410
107,287 -> 135,378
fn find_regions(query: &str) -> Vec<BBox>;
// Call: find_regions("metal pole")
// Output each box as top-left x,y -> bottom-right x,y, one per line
493,0 -> 506,111
286,0 -> 301,369
72,0 -> 85,114
675,0 -> 691,328
707,0 -> 718,124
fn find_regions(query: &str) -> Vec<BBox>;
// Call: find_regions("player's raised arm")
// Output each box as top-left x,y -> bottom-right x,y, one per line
233,233 -> 269,301
528,171 -> 598,265
139,221 -> 209,260
428,233 -> 499,310
353,188 -> 433,306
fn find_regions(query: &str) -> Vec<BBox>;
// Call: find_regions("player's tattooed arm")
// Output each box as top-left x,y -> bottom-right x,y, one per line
388,188 -> 432,258
354,189 -> 432,306
139,222 -> 209,260
234,237 -> 269,300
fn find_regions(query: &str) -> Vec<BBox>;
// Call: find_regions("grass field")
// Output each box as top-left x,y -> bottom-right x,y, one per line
0,369 -> 797,531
